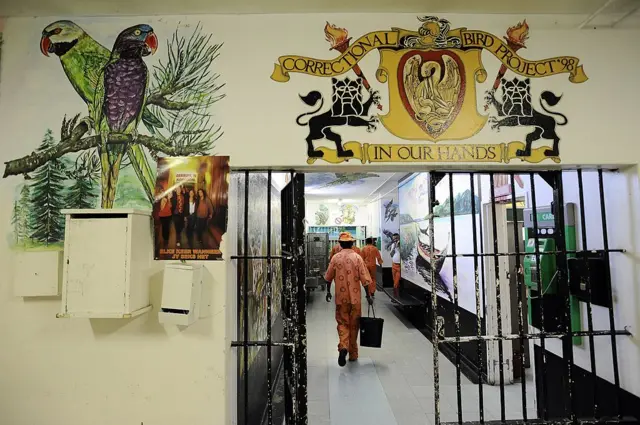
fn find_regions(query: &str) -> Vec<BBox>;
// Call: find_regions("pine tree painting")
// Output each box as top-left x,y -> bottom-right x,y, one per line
16,185 -> 31,245
64,178 -> 97,209
28,129 -> 67,245
11,201 -> 19,245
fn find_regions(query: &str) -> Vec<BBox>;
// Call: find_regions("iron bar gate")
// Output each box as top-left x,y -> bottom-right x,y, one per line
231,171 -> 307,425
231,168 -> 634,425
428,170 -> 632,425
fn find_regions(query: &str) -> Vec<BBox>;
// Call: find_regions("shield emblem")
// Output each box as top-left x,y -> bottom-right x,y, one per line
376,47 -> 487,141
398,50 -> 465,139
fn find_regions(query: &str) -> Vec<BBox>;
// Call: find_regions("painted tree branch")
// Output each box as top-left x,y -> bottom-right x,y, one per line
4,122 -> 208,178
146,93 -> 194,111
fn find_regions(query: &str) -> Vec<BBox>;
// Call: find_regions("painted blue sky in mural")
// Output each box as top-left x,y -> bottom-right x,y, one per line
305,173 -> 380,189
305,172 -> 397,199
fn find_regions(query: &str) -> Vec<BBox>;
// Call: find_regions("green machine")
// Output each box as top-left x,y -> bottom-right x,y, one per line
523,203 -> 582,345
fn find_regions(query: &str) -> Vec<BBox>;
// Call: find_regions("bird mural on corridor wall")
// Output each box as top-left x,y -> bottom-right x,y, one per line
40,20 -> 161,205
91,24 -> 157,208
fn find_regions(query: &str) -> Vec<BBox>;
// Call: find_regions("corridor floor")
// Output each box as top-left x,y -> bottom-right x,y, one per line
306,289 -> 537,425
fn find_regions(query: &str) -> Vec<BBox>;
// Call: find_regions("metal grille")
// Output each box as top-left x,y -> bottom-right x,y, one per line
232,171 -> 307,425
231,169 -> 634,425
428,170 -> 632,425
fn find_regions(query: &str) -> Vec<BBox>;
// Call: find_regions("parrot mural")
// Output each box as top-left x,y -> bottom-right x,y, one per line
40,20 -> 159,206
91,24 -> 158,208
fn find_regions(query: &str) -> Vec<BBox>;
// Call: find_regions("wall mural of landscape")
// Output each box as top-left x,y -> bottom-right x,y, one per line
6,20 -> 224,251
305,172 -> 380,191
399,173 -> 483,315
380,195 -> 399,266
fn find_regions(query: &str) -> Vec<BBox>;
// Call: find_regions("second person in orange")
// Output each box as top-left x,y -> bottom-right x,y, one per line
360,237 -> 383,297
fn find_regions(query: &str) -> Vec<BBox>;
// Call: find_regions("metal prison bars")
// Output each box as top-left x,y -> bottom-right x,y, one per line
230,170 -> 307,425
430,170 -> 631,425
230,169 -> 632,425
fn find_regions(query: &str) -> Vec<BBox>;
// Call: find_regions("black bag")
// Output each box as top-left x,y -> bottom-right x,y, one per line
360,305 -> 384,348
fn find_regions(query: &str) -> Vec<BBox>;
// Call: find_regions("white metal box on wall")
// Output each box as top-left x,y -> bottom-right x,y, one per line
58,209 -> 153,319
158,263 -> 203,326
13,250 -> 64,297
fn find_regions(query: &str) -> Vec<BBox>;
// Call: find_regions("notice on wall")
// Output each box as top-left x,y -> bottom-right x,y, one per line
153,156 -> 230,261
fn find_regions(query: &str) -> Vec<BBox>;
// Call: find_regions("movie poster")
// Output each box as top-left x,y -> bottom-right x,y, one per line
153,156 -> 229,260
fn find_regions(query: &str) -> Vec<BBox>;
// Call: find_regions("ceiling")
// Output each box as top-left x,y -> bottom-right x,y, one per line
2,0 -> 640,29
305,172 -> 400,202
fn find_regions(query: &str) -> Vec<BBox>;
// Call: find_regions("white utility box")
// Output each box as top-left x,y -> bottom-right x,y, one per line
158,263 -> 203,326
58,209 -> 153,319
14,250 -> 63,297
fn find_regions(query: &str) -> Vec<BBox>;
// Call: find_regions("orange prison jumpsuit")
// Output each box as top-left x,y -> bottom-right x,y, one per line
330,244 -> 341,260
391,242 -> 401,290
331,244 -> 361,260
361,244 -> 383,296
392,264 -> 401,289
324,249 -> 372,360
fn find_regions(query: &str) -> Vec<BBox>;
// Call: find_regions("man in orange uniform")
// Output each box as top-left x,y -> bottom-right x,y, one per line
325,232 -> 373,367
361,238 -> 383,297
330,241 -> 361,260
330,242 -> 341,260
390,233 -> 401,296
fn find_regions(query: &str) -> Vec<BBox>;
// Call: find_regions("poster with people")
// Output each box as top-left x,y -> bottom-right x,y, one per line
153,156 -> 229,260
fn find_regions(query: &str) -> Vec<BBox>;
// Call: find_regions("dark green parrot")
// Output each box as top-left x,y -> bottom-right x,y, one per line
40,20 -> 160,206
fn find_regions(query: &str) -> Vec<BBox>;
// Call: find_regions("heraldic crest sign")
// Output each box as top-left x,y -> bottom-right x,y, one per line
270,16 -> 587,165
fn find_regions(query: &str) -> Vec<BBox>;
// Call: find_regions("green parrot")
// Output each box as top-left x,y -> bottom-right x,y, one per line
40,20 -> 160,206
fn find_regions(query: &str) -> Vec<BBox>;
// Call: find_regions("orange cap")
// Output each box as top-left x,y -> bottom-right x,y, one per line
338,232 -> 355,242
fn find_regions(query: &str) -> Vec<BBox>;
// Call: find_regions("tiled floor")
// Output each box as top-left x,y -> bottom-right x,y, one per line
306,288 -> 537,425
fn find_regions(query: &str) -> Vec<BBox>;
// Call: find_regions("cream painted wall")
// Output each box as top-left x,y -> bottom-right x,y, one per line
367,200 -> 381,238
0,12 -> 640,425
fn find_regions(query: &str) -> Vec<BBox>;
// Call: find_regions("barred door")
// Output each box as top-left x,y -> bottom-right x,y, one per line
281,173 -> 308,425
233,171 -> 307,425
233,169 -> 632,425
424,170 -> 631,425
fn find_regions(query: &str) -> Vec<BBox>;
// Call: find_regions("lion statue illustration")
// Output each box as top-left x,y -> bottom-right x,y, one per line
485,77 -> 568,158
296,77 -> 380,158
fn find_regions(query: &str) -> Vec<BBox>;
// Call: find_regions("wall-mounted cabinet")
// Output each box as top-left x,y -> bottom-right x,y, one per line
158,263 -> 204,326
13,250 -> 63,297
57,209 -> 153,319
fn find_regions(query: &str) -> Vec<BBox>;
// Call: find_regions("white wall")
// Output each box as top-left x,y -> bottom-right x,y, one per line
367,199 -> 381,238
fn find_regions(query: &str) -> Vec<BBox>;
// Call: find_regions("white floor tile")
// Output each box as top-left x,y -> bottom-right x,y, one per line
304,291 -> 537,425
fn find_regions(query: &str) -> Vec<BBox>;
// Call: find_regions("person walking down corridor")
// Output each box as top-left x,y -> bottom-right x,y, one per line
390,233 -> 401,297
330,241 -> 361,260
361,237 -> 383,297
330,242 -> 341,260
325,232 -> 373,367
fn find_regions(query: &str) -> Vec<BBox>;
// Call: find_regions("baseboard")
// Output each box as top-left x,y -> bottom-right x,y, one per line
534,345 -> 640,421
379,265 -> 393,288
